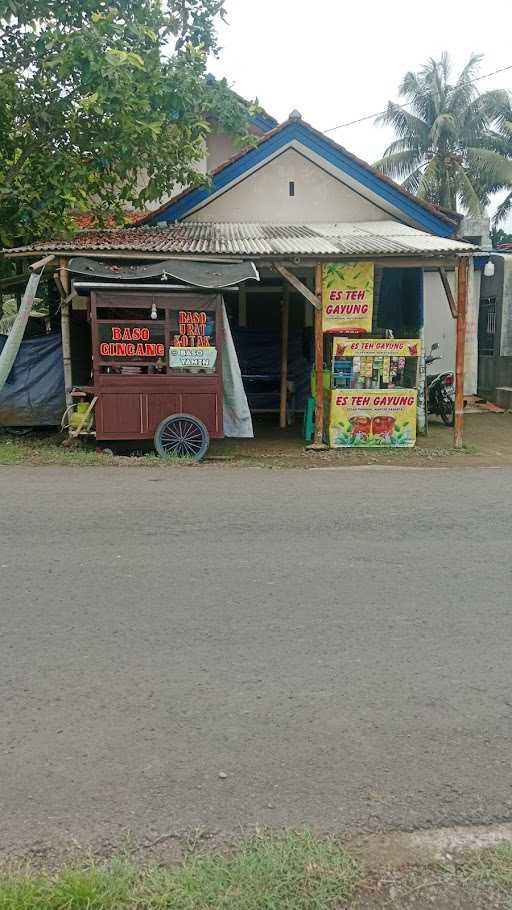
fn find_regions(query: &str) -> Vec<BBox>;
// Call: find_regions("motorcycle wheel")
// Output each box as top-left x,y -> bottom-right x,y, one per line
439,397 -> 454,426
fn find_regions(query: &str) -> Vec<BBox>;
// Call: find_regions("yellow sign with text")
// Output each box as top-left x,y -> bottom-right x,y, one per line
333,338 -> 421,358
329,389 -> 417,448
322,262 -> 374,334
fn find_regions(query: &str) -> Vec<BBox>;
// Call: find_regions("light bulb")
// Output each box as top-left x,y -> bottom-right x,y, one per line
150,303 -> 157,319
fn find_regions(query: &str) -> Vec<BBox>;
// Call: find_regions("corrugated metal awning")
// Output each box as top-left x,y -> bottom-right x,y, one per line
5,221 -> 478,258
68,256 -> 259,287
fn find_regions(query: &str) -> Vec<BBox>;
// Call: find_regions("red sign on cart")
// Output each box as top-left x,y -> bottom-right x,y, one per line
98,323 -> 165,360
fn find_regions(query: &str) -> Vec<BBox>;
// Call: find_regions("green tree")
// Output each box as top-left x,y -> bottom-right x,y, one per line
374,53 -> 510,216
0,0 -> 252,248
471,98 -> 512,225
490,227 -> 512,247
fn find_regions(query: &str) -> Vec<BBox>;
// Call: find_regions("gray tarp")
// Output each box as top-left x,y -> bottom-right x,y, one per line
68,256 -> 259,288
221,300 -> 253,438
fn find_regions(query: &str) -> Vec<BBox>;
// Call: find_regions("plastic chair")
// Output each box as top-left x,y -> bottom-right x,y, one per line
303,396 -> 315,442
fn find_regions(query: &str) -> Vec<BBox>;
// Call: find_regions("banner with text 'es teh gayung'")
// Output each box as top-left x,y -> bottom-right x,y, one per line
322,263 -> 374,334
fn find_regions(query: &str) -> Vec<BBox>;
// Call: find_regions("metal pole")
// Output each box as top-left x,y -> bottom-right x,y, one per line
454,257 -> 468,449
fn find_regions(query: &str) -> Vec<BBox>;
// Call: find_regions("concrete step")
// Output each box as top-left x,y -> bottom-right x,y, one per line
495,387 -> 512,410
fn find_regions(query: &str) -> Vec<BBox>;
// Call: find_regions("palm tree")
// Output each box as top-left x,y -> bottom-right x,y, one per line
470,98 -> 512,224
374,53 -> 511,217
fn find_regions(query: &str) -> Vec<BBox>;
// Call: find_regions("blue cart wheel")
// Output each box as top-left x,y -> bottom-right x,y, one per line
154,413 -> 210,461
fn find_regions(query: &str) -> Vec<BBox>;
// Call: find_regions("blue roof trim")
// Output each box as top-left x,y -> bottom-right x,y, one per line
148,121 -> 456,237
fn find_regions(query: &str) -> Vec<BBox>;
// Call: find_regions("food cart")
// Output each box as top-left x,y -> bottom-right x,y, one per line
328,337 -> 421,448
63,256 -> 259,459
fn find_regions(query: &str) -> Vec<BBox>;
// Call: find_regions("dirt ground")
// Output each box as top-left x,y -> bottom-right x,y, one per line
1,411 -> 512,469
206,411 -> 512,468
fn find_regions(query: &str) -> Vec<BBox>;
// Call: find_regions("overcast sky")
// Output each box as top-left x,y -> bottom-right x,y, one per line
208,0 -> 512,225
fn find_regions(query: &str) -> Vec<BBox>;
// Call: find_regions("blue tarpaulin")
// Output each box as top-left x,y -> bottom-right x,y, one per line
231,327 -> 311,411
0,333 -> 65,426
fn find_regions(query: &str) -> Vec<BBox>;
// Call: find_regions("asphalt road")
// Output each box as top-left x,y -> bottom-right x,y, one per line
1,464 -> 511,859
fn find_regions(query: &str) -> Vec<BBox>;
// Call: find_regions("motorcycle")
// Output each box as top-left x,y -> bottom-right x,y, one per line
425,343 -> 455,426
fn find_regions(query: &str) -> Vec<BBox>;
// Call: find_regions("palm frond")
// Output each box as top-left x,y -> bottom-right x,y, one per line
373,148 -> 423,181
459,91 -> 510,144
375,102 -> 430,147
455,166 -> 484,216
492,190 -> 512,225
402,166 -> 425,194
481,128 -> 512,158
416,158 -> 441,202
447,52 -> 483,115
466,147 -> 512,188
378,137 -> 421,157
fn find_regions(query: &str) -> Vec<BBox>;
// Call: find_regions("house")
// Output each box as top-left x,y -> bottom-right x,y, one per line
4,110 -> 477,448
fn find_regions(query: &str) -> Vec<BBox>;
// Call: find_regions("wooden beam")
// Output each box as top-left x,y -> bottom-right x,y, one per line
454,258 -> 468,449
279,287 -> 289,429
312,264 -> 326,448
273,263 -> 320,309
30,253 -> 56,272
438,267 -> 457,319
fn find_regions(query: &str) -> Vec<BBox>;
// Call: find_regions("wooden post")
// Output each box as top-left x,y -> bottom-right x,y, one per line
279,285 -> 289,429
58,257 -> 74,416
454,257 -> 468,449
313,263 -> 325,448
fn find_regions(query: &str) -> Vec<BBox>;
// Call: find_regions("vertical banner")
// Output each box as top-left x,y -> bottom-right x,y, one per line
322,262 -> 374,334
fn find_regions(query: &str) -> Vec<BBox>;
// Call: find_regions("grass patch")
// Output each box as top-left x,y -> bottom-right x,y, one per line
0,433 -> 197,466
0,436 -> 117,466
452,843 -> 512,894
0,832 -> 361,910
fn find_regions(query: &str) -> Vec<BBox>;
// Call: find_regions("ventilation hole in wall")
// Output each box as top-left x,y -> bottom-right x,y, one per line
289,180 -> 295,197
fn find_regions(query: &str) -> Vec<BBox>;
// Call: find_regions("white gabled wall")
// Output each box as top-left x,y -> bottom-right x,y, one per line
185,148 -> 390,223
423,267 -> 481,394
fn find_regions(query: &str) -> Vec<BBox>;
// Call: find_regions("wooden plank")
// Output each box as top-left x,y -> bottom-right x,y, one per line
454,258 -> 468,449
438,267 -> 457,319
58,257 -> 74,416
273,263 -> 321,309
279,287 -> 289,429
70,396 -> 98,438
30,253 -> 56,272
313,264 -> 326,447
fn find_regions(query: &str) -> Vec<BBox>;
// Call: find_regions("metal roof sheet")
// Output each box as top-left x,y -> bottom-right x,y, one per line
6,221 -> 478,258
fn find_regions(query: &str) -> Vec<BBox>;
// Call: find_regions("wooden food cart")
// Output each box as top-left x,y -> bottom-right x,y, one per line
73,290 -> 225,459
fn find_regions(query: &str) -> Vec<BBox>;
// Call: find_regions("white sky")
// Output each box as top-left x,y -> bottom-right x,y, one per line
208,0 -> 512,226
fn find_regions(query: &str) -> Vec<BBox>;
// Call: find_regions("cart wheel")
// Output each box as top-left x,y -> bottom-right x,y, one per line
154,414 -> 209,461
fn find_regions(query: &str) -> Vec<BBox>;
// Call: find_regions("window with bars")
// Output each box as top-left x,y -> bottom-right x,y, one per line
478,297 -> 497,356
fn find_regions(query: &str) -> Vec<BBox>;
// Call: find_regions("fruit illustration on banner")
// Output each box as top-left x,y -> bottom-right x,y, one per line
329,390 -> 417,447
